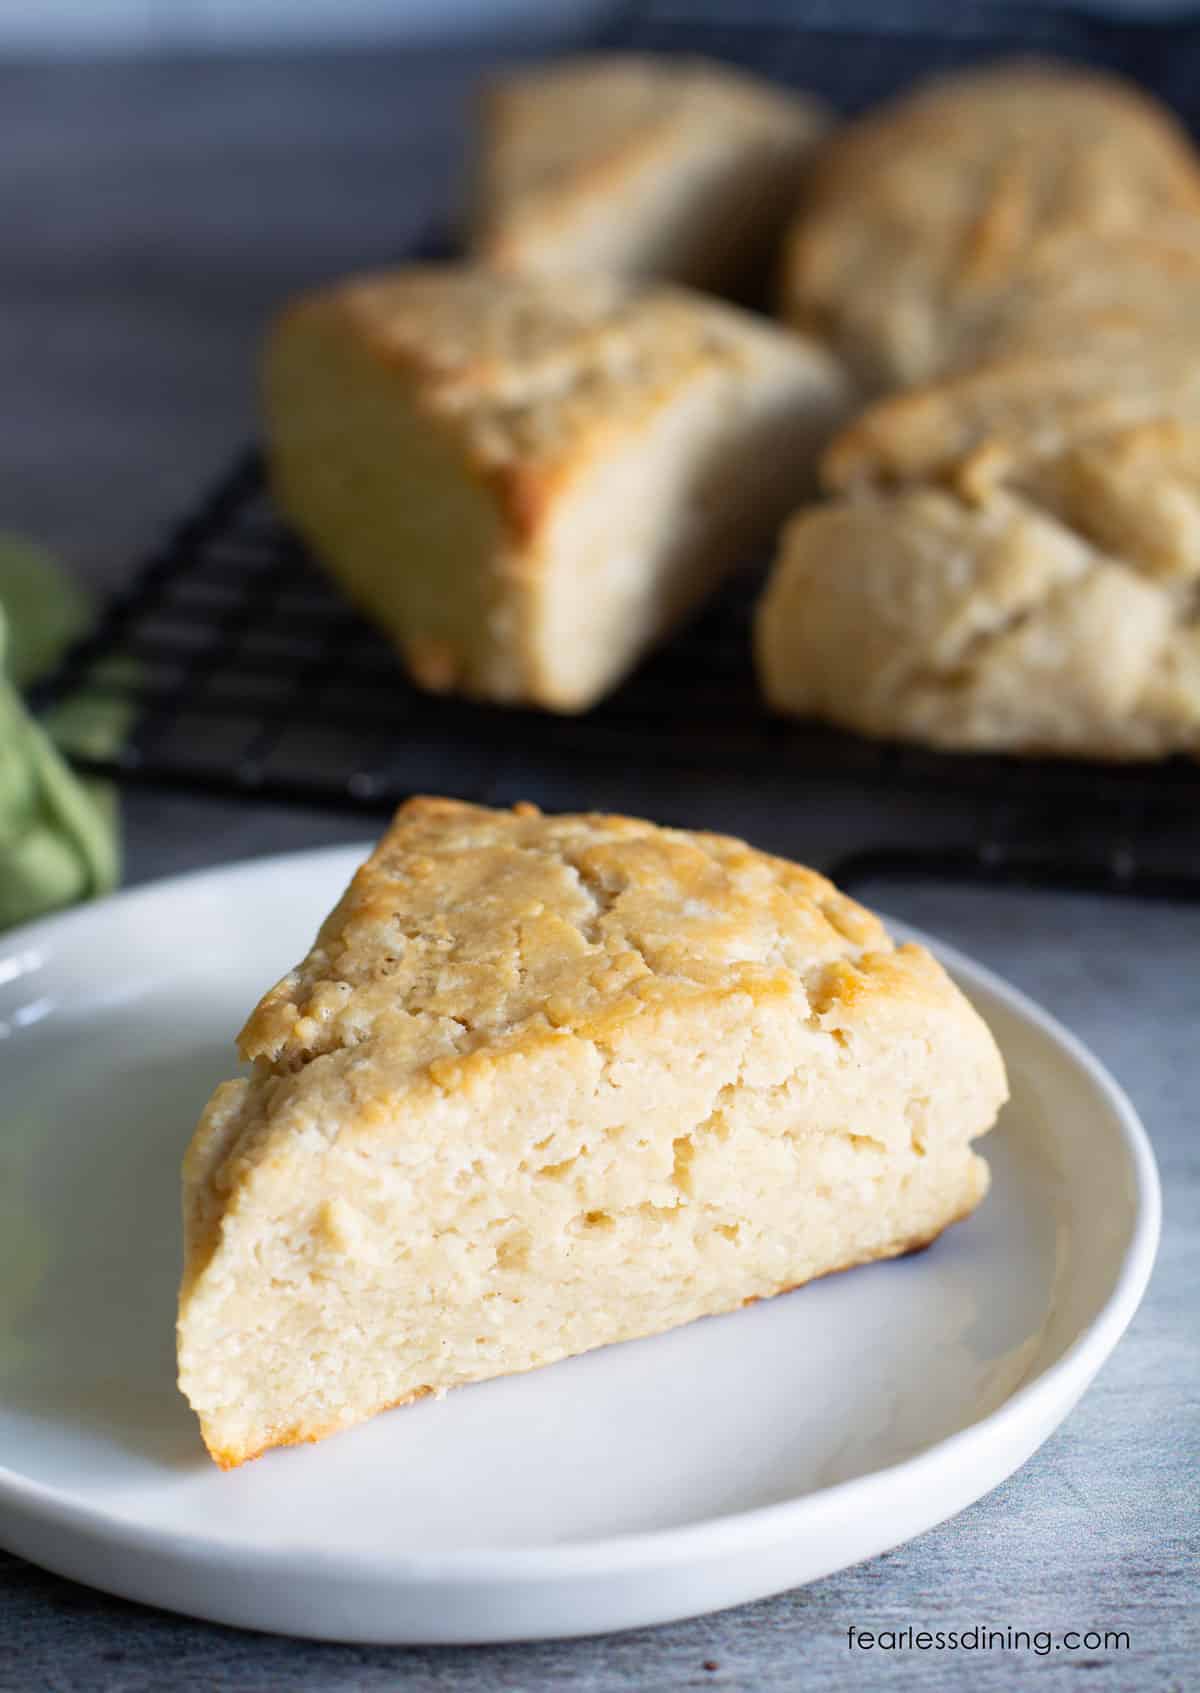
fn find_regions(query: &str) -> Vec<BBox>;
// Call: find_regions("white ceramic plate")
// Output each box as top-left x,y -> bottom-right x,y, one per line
0,846 -> 1159,1643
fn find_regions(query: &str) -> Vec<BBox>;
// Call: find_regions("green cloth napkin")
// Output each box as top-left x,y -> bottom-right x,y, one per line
0,536 -> 121,930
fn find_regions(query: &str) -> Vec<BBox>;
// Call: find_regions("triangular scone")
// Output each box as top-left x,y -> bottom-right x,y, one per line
780,62 -> 1200,389
470,54 -> 829,291
178,799 -> 1006,1468
264,266 -> 849,711
755,487 -> 1200,758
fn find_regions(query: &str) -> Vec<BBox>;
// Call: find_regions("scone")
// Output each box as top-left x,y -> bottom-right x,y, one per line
755,487 -> 1200,759
769,192 -> 1200,759
823,231 -> 1200,499
780,62 -> 1200,389
470,54 -> 829,291
264,265 -> 849,711
177,798 -> 1006,1467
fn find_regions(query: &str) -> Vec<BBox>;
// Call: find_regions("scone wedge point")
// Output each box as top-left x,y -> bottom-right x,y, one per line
265,266 -> 848,712
178,798 -> 1007,1468
470,54 -> 829,290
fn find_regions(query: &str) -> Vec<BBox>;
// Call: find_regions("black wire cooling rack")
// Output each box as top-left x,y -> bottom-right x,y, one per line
32,449 -> 1200,898
29,0 -> 1200,900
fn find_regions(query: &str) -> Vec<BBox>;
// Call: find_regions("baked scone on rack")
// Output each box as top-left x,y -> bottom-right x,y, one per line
762,207 -> 1200,760
779,62 -> 1200,389
469,54 -> 829,292
755,486 -> 1200,760
177,798 -> 1006,1468
264,265 -> 849,712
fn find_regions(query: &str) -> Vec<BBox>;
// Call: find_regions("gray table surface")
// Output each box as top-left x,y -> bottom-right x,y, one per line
2,48 -> 1198,1693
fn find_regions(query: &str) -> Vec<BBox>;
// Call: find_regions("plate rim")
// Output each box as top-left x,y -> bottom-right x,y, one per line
0,843 -> 1162,1586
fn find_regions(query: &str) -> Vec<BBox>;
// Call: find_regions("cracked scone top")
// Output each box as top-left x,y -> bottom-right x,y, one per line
179,799 -> 1007,1467
238,795 -> 886,1076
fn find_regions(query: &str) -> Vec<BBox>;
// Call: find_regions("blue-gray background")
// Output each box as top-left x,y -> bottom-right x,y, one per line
0,0 -> 1193,55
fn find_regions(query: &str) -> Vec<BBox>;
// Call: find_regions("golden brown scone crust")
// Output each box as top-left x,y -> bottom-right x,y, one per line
179,800 -> 1005,1466
471,54 -> 829,290
265,265 -> 848,710
273,268 -> 767,528
781,61 -> 1200,389
237,796 -> 888,1079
